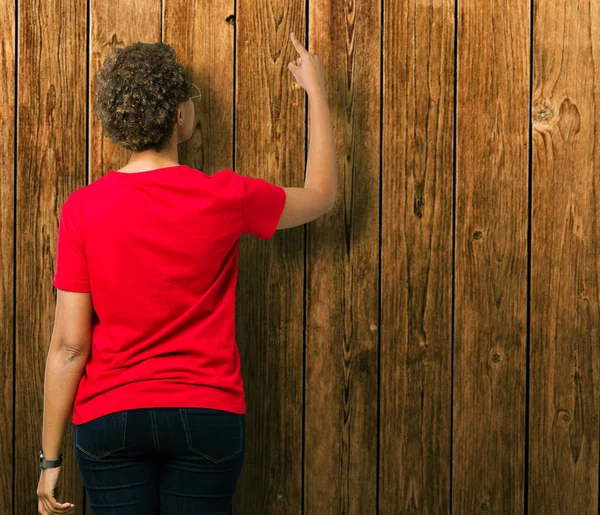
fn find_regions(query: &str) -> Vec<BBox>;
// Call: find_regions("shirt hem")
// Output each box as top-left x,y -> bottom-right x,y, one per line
53,277 -> 91,292
72,386 -> 246,424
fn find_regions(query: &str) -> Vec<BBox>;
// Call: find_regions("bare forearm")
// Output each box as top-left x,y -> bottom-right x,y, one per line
305,87 -> 337,204
42,348 -> 87,460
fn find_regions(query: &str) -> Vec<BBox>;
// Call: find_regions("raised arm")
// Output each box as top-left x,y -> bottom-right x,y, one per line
277,32 -> 337,230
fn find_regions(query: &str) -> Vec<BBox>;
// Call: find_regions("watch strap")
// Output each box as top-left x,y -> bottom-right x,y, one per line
39,450 -> 63,469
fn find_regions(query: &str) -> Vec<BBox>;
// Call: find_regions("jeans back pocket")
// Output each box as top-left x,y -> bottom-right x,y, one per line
75,410 -> 127,460
180,408 -> 244,463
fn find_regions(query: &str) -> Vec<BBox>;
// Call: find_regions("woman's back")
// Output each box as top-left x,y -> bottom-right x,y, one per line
53,164 -> 286,425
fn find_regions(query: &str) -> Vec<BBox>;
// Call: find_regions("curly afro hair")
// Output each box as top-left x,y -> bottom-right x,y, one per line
94,42 -> 193,152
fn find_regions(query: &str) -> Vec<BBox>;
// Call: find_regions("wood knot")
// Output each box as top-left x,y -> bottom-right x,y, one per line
488,349 -> 503,367
533,97 -> 555,125
555,409 -> 571,428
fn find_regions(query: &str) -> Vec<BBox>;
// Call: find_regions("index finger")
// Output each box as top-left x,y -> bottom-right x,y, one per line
290,32 -> 309,57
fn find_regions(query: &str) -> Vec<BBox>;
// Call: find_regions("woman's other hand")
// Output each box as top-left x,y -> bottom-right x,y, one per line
37,466 -> 75,514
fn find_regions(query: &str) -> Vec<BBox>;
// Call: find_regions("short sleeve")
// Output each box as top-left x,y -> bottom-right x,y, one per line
236,174 -> 287,240
52,192 -> 91,292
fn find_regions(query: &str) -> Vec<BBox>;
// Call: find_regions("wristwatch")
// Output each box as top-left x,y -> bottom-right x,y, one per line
39,450 -> 63,469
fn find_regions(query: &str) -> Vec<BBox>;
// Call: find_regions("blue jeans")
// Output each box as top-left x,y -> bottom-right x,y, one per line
73,407 -> 246,514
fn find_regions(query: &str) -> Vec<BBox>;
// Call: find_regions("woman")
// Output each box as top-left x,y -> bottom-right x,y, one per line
37,32 -> 336,515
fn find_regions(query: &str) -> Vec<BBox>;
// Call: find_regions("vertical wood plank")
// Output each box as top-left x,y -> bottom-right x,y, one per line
163,0 -> 235,173
381,0 -> 455,511
15,0 -> 87,512
88,1 -> 162,512
453,0 -> 530,512
232,1 -> 305,512
303,0 -> 381,513
530,0 -> 600,511
0,0 -> 15,511
90,0 -> 162,181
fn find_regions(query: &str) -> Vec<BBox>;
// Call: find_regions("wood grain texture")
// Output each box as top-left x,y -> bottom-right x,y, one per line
0,0 -> 15,512
303,0 -> 381,513
15,0 -> 87,512
453,0 -> 530,513
380,0 -> 455,512
530,0 -> 600,512
232,1 -> 305,513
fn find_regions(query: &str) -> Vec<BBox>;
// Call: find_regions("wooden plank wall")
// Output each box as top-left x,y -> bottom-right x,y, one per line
2,0 -> 598,513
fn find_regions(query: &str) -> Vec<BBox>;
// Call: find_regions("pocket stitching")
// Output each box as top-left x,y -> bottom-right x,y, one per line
75,411 -> 127,460
180,408 -> 243,463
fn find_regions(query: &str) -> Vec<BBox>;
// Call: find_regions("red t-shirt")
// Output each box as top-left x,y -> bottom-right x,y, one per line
52,165 -> 286,424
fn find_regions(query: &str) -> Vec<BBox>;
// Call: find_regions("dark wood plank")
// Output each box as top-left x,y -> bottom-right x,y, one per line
453,0 -> 530,512
232,1 -> 305,512
530,0 -> 600,511
380,0 -> 455,512
15,0 -> 87,512
0,0 -> 15,511
303,1 -> 381,513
